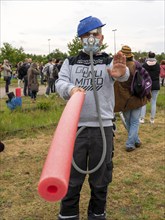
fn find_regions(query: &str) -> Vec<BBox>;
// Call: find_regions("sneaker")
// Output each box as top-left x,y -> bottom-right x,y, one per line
126,146 -> 136,152
88,212 -> 106,220
58,214 -> 79,220
139,118 -> 144,124
135,142 -> 142,148
150,118 -> 154,124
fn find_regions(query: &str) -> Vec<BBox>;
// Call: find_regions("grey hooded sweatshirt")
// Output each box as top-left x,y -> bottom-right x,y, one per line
55,51 -> 129,127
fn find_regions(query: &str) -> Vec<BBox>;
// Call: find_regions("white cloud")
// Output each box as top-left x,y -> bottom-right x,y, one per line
1,0 -> 164,55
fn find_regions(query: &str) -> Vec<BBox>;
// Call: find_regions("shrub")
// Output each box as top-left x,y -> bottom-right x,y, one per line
36,101 -> 51,110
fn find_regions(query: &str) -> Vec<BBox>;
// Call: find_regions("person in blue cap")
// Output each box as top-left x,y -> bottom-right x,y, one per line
55,16 -> 130,220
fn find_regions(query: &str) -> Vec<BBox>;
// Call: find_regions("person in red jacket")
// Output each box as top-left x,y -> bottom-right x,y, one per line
160,60 -> 165,86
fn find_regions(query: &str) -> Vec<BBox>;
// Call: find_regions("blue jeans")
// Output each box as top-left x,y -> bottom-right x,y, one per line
31,91 -> 37,100
141,90 -> 159,119
123,107 -> 141,148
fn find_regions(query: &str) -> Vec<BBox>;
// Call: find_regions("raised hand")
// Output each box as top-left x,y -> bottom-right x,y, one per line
107,51 -> 126,78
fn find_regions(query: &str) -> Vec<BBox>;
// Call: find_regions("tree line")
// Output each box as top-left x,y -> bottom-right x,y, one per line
0,37 -> 164,67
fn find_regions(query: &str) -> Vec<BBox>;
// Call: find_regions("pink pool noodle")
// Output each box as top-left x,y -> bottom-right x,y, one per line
38,92 -> 85,202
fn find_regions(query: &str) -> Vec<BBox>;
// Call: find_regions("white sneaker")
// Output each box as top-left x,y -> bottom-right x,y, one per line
139,118 -> 144,124
150,118 -> 154,124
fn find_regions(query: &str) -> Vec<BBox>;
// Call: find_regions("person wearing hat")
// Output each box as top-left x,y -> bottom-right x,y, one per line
114,45 -> 150,152
139,51 -> 160,124
55,16 -> 130,220
121,45 -> 134,58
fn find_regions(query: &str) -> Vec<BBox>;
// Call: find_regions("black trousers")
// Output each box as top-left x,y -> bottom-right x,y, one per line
5,77 -> 10,93
23,76 -> 31,96
59,127 -> 114,219
46,78 -> 55,95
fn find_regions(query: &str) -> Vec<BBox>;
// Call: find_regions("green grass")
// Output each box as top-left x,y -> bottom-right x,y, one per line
156,86 -> 165,108
0,94 -> 66,138
0,86 -> 164,220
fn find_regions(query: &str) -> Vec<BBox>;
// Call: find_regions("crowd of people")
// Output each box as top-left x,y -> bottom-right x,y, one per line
1,52 -> 164,104
0,15 -> 164,220
0,58 -> 63,102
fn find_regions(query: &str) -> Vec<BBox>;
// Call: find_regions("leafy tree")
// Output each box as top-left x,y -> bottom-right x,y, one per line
133,51 -> 148,61
48,49 -> 68,62
100,43 -> 109,53
156,53 -> 165,63
0,43 -> 26,66
67,36 -> 83,56
0,43 -> 68,66
133,51 -> 165,63
67,36 -> 109,56
0,42 -> 164,67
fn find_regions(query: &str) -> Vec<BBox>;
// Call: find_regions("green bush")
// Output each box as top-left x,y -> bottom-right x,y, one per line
36,101 -> 51,110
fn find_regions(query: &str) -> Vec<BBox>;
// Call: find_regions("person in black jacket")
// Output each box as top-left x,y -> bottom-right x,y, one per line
19,58 -> 32,96
139,52 -> 160,124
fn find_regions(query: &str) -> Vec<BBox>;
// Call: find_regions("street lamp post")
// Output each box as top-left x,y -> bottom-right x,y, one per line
112,29 -> 117,55
48,39 -> 51,54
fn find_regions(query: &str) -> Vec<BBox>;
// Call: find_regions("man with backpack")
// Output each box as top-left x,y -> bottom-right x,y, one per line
114,45 -> 151,152
42,58 -> 53,83
43,58 -> 58,97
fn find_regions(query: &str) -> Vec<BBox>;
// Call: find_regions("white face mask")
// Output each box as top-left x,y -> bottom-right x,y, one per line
82,35 -> 100,54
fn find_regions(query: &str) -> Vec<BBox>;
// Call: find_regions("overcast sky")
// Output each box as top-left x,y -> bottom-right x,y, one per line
1,0 -> 164,56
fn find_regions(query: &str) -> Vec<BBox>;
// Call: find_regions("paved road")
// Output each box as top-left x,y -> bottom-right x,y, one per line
0,84 -> 47,99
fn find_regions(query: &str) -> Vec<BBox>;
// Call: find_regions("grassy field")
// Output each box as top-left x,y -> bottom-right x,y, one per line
0,87 -> 164,220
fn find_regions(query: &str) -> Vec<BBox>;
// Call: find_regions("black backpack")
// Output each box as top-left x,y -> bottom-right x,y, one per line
131,61 -> 152,98
52,65 -> 59,79
18,63 -> 29,79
